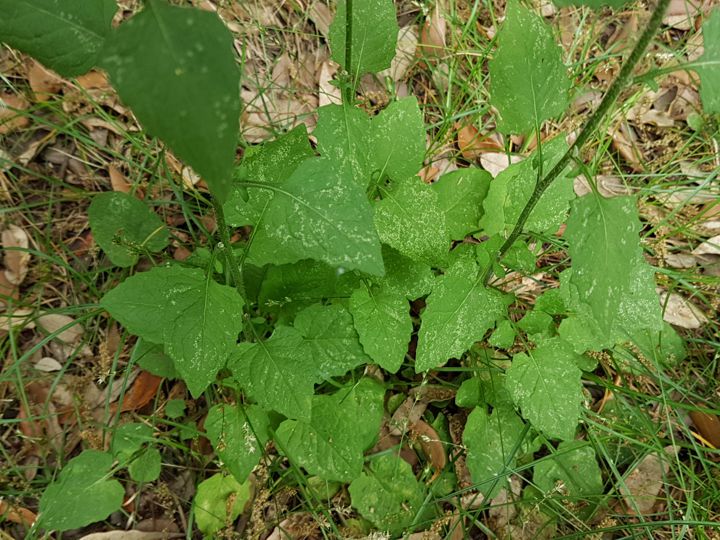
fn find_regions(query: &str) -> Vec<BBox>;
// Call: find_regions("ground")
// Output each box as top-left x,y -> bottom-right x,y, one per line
0,0 -> 719,539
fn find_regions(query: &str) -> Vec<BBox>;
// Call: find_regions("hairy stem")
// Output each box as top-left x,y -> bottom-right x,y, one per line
483,0 -> 671,285
343,0 -> 354,104
212,198 -> 246,298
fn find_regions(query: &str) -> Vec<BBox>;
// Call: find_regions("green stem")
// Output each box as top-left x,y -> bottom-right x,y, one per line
343,0 -> 354,104
483,0 -> 671,285
212,198 -> 246,298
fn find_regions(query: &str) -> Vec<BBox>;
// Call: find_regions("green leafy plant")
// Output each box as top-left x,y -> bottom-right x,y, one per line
3,0 -> 718,535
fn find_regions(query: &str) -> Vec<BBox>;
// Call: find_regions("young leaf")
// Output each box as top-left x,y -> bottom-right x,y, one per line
275,378 -> 384,482
228,326 -> 319,421
374,176 -> 450,267
0,0 -> 116,77
88,192 -> 169,267
349,454 -> 428,535
481,137 -> 574,237
505,338 -> 584,441
561,195 -> 663,350
247,157 -> 384,276
378,245 -> 434,300
533,441 -> 603,497
111,422 -> 154,464
101,266 -> 244,397
695,8 -> 720,113
416,259 -> 506,372
193,473 -> 251,536
431,168 -> 492,240
100,0 -> 240,202
128,447 -> 161,483
329,0 -> 399,76
489,1 -> 571,133
463,405 -> 527,498
205,403 -> 270,483
294,304 -> 371,380
349,285 -> 412,373
38,450 -> 124,531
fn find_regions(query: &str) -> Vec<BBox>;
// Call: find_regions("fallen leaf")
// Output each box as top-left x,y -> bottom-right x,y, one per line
689,409 -> 720,448
380,25 -> 419,83
479,152 -> 522,177
664,252 -> 697,269
620,450 -> 673,515
457,124 -> 503,160
78,532 -> 183,540
0,269 -> 19,306
75,71 -> 111,91
34,357 -> 63,372
0,308 -> 35,333
308,1 -> 333,38
411,419 -> 447,478
108,165 -> 131,193
117,371 -> 164,413
659,291 -> 708,329
693,234 -> 720,256
573,175 -> 633,198
663,0 -> 704,30
390,396 -> 428,436
318,60 -> 341,107
610,122 -> 644,172
0,92 -> 30,134
419,3 -> 446,58
2,224 -> 30,285
0,499 -> 37,526
27,60 -> 64,101
36,313 -> 84,344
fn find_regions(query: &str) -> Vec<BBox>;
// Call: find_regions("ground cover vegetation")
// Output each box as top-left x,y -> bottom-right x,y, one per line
0,0 -> 719,538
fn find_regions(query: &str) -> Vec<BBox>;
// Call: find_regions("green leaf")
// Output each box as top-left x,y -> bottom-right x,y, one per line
416,260 -> 506,372
489,319 -> 516,349
247,157 -> 384,276
505,338 -> 584,441
193,473 -> 251,536
38,450 -> 124,531
377,245 -> 434,300
0,0 -> 116,77
205,403 -> 270,483
225,125 -> 314,227
111,422 -> 154,464
533,441 -> 603,497
314,104 -> 372,185
349,285 -> 412,373
228,327 -> 319,421
275,378 -> 384,482
294,303 -> 371,380
131,339 -> 178,380
695,8 -> 720,113
561,195 -> 663,351
165,398 -> 186,419
431,168 -> 492,240
101,266 -> 244,397
481,137 -> 574,237
128,447 -> 161,483
375,176 -> 450,267
349,454 -> 428,535
489,1 -> 571,133
100,0 -> 240,201
329,0 -> 399,76
88,192 -> 168,267
367,97 -> 426,182
463,405 -> 527,498
552,0 -> 632,8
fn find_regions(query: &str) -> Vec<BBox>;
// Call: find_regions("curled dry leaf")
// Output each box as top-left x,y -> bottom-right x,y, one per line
27,59 -> 64,101
78,532 -> 183,540
116,370 -> 164,413
409,384 -> 456,402
659,291 -> 708,329
411,419 -> 447,477
664,252 -> 697,269
457,123 -> 503,160
0,92 -> 30,134
689,409 -> 720,448
108,164 -> 132,193
0,499 -> 37,527
693,235 -> 720,256
2,224 -> 30,285
380,25 -> 419,83
36,313 -> 84,344
318,60 -> 341,107
34,356 -> 63,372
480,153 -> 522,178
75,70 -> 112,91
419,3 -> 446,58
390,396 -> 428,436
620,449 -> 674,515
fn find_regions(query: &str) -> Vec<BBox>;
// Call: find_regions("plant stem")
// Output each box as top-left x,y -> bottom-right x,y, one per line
343,0 -> 354,104
212,198 -> 246,298
483,0 -> 671,285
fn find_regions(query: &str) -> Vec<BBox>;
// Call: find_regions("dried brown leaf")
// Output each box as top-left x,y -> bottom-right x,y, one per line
79,532 -> 183,540
389,396 -> 427,436
693,234 -> 720,256
116,371 -> 163,413
419,4 -> 446,57
689,409 -> 720,448
620,450 -> 672,515
411,419 -> 447,477
108,164 -> 131,193
457,124 -> 503,160
0,92 -> 30,134
659,291 -> 708,329
36,313 -> 84,344
0,499 -> 37,527
380,25 -> 419,83
318,61 -> 341,107
2,224 -> 30,286
479,153 -> 522,177
75,70 -> 112,91
27,60 -> 64,100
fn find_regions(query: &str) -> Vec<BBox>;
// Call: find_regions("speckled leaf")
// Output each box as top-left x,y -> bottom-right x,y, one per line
294,303 -> 371,380
0,0 -> 116,77
696,8 -> 720,113
193,473 -> 251,536
349,285 -> 412,373
349,454 -> 427,535
101,266 -> 244,397
38,450 -> 124,531
489,1 -> 571,133
534,441 -> 603,497
248,157 -> 384,276
275,378 -> 384,482
367,97 -> 426,182
205,403 -> 270,483
562,195 -> 663,350
225,125 -> 313,227
416,260 -> 506,372
505,338 -> 584,440
463,405 -> 527,497
329,0 -> 399,75
314,104 -> 372,185
432,168 -> 492,240
100,0 -> 240,201
481,137 -> 574,237
89,192 -> 168,267
375,176 -> 450,267
228,327 -> 320,421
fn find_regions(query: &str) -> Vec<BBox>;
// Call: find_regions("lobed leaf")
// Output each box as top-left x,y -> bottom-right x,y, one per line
432,168 -> 492,240
533,441 -> 604,497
